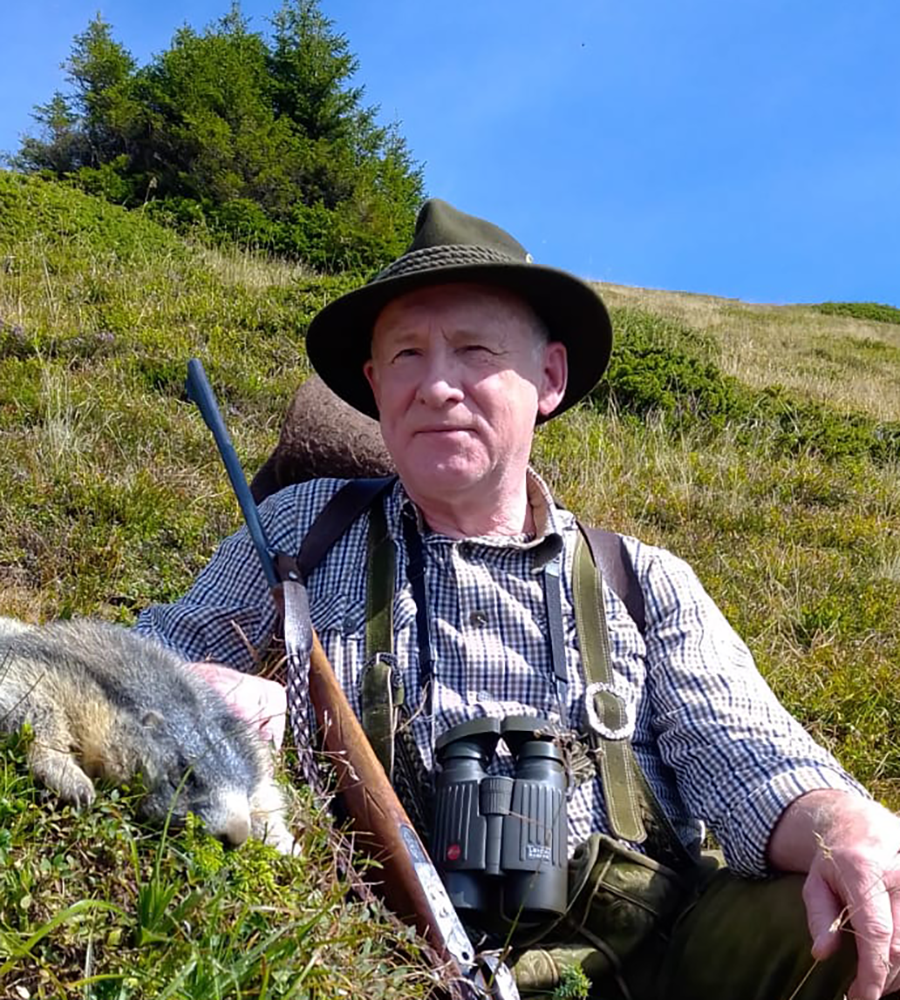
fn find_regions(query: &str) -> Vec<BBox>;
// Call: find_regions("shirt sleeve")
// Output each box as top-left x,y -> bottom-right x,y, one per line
636,541 -> 868,876
133,482 -> 335,670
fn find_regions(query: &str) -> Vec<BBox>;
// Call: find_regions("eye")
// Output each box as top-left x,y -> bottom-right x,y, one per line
168,766 -> 196,791
390,347 -> 420,363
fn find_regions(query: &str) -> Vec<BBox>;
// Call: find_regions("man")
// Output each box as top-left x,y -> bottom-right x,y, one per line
136,199 -> 900,1000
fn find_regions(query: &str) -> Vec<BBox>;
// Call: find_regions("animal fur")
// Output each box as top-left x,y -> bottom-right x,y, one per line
0,617 -> 293,853
251,375 -> 393,503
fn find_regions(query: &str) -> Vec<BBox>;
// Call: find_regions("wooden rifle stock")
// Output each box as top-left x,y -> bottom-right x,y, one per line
308,632 -> 460,947
307,636 -> 523,999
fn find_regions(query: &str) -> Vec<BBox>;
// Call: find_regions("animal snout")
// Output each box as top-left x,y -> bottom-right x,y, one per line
211,788 -> 253,846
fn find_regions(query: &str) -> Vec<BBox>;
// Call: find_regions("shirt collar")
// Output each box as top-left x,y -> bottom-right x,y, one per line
389,467 -> 563,565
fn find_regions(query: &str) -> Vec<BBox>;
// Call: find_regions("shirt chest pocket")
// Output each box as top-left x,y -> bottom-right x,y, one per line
310,577 -> 420,644
309,589 -> 361,637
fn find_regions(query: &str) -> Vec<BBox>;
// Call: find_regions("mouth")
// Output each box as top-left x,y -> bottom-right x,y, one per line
415,425 -> 473,435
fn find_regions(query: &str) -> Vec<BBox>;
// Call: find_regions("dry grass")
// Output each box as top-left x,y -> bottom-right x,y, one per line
596,281 -> 900,421
196,243 -> 315,289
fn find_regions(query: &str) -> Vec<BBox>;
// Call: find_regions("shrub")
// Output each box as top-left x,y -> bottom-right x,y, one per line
591,306 -> 900,465
816,302 -> 900,325
13,4 -> 424,275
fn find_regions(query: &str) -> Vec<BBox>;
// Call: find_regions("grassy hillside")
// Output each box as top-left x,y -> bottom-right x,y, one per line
2,170 -> 900,995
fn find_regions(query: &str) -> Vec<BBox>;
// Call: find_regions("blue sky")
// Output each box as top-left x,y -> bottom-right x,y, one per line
1,1 -> 897,305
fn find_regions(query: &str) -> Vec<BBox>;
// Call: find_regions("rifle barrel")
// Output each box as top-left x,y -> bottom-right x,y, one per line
185,358 -> 278,588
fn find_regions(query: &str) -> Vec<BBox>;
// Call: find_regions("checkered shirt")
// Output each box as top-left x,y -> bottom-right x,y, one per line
134,472 -> 865,875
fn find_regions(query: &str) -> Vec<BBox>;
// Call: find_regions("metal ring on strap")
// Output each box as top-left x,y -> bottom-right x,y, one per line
584,681 -> 633,741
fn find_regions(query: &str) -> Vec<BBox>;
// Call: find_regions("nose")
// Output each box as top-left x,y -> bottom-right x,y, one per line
218,790 -> 252,845
415,349 -> 464,408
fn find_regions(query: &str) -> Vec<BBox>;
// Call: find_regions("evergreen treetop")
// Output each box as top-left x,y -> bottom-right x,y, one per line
14,1 -> 423,274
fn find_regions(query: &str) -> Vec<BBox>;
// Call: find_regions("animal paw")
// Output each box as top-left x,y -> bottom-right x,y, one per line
254,817 -> 298,856
57,769 -> 97,809
30,752 -> 97,809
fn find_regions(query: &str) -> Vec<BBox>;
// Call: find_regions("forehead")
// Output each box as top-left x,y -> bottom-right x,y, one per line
372,283 -> 538,341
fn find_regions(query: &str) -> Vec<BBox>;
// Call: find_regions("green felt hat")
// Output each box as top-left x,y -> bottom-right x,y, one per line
305,199 -> 612,422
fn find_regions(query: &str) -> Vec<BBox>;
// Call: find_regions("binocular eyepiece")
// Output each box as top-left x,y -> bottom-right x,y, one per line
431,715 -> 568,930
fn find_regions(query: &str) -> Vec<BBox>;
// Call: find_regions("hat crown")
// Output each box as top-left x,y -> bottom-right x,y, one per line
409,199 -> 530,262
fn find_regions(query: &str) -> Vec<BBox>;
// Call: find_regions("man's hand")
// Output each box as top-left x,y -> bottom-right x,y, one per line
189,661 -> 287,752
769,789 -> 900,1000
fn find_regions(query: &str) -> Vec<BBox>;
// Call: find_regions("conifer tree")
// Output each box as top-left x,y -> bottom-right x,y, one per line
14,1 -> 423,273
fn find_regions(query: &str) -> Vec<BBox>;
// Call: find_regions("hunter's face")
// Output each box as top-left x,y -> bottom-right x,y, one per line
363,283 -> 566,510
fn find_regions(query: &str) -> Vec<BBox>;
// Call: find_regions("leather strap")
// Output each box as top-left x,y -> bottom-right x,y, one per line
298,476 -> 396,580
578,524 -> 646,634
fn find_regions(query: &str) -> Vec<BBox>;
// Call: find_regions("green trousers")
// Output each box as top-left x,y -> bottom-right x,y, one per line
515,871 -> 864,1000
637,871 -> 857,1000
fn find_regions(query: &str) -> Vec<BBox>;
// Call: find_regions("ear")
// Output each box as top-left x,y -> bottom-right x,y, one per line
537,341 -> 567,418
141,710 -> 165,730
363,358 -> 380,410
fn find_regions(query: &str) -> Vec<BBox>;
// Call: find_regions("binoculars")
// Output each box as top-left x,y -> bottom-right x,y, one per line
431,715 -> 568,928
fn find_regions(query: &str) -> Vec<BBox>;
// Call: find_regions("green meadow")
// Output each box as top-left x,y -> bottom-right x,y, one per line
2,170 -> 900,996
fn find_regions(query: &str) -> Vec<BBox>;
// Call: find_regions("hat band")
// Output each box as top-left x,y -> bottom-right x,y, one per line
371,243 -> 529,284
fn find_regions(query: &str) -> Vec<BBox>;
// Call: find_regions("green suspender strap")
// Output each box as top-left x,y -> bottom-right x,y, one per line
295,476 -> 427,829
573,527 -> 696,871
359,492 -> 400,779
295,475 -> 399,779
573,527 -> 646,844
359,493 -> 432,835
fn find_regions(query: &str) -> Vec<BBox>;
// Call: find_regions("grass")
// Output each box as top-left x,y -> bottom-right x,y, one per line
0,733 -> 434,999
1,169 -> 900,993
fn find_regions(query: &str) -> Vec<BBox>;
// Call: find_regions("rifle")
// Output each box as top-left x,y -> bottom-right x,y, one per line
185,358 -> 520,1000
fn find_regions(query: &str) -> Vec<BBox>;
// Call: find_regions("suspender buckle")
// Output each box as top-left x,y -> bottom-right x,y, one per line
584,681 -> 633,741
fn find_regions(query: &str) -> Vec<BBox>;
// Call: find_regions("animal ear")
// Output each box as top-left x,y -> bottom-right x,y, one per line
141,710 -> 165,730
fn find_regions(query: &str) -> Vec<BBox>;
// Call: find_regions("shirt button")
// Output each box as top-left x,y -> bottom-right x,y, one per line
469,610 -> 488,627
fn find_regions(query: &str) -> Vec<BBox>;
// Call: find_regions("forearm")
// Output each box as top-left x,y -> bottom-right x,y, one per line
134,523 -> 280,667
767,788 -> 884,873
767,788 -> 900,1000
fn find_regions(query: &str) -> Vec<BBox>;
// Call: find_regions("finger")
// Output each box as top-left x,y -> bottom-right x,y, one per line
842,872 -> 893,1000
881,880 -> 900,994
803,869 -> 845,960
249,683 -> 287,749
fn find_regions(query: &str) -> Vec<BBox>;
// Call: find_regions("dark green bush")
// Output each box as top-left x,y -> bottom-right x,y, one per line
592,307 -> 900,465
13,4 -> 424,276
592,308 -> 749,427
816,302 -> 900,325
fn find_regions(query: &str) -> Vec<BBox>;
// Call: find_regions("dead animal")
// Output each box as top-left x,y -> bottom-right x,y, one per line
251,374 -> 394,503
0,617 -> 294,853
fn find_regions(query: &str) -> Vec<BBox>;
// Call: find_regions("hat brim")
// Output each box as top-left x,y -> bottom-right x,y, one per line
305,262 -> 612,423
